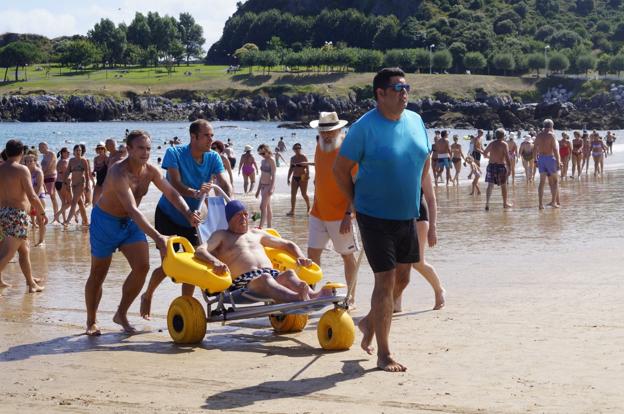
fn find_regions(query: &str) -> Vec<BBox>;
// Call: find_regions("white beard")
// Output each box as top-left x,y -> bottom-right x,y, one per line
319,133 -> 344,152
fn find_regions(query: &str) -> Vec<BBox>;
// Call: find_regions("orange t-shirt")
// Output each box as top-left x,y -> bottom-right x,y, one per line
310,144 -> 357,221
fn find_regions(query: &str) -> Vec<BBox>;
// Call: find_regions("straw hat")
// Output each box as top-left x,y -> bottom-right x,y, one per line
95,141 -> 105,149
244,144 -> 252,152
309,111 -> 348,131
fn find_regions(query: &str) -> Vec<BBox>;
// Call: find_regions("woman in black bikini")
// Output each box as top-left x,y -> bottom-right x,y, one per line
63,145 -> 90,226
92,142 -> 108,204
286,143 -> 310,216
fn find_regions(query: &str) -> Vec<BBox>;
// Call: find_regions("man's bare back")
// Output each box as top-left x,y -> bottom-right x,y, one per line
485,140 -> 510,165
534,130 -> 558,157
0,162 -> 36,211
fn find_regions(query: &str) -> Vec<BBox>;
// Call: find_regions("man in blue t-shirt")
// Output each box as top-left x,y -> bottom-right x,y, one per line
140,119 -> 232,319
334,67 -> 432,373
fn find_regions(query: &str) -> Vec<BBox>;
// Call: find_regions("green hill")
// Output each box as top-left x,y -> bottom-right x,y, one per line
208,0 -> 624,74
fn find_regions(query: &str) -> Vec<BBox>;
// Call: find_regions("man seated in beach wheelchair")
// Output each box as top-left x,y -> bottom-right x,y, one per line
162,199 -> 355,350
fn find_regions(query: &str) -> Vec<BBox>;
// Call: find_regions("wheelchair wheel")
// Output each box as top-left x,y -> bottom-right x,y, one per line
317,308 -> 355,350
269,314 -> 308,333
167,296 -> 207,344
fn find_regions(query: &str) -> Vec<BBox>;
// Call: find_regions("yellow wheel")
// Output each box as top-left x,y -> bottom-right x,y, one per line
269,314 -> 308,333
167,296 -> 206,344
317,309 -> 355,350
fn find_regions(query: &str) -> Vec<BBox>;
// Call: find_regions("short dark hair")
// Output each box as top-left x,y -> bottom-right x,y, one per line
292,143 -> 302,150
126,130 -> 150,146
5,139 -> 25,157
189,119 -> 209,137
441,130 -> 448,138
373,67 -> 405,101
211,140 -> 225,153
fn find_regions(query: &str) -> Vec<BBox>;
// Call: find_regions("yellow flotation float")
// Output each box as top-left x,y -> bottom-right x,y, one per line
162,236 -> 232,294
263,229 -> 323,285
163,230 -> 323,291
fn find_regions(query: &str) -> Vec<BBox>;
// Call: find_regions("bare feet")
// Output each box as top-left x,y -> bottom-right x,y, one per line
484,205 -> 489,211
140,293 -> 152,320
285,211 -> 294,217
547,202 -> 560,208
538,204 -> 545,210
28,282 -> 45,293
309,286 -> 334,300
377,355 -> 407,372
33,277 -> 42,283
0,280 -> 12,288
503,203 -> 513,209
113,311 -> 137,334
357,317 -> 374,355
86,323 -> 101,336
433,288 -> 446,310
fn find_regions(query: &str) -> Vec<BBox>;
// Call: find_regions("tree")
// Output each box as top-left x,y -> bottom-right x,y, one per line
372,15 -> 400,50
547,30 -> 583,49
448,42 -> 467,72
127,12 -> 151,49
239,49 -> 260,74
353,49 -> 383,72
536,0 -> 559,18
610,54 -> 624,77
463,51 -> 487,73
178,12 -> 205,65
548,52 -> 570,74
575,54 -> 596,77
597,54 -> 612,75
494,19 -> 516,35
432,50 -> 452,72
384,49 -> 415,72
256,50 -> 279,74
234,43 -> 259,60
527,53 -> 546,76
413,48 -> 430,72
0,41 -> 41,81
492,53 -> 515,75
613,22 -> 624,42
576,0 -> 595,15
57,39 -> 100,71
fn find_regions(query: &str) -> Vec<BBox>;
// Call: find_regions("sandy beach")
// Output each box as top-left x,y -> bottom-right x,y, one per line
2,161 -> 624,413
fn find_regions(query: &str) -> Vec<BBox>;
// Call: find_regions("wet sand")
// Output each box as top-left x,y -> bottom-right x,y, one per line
1,167 -> 624,413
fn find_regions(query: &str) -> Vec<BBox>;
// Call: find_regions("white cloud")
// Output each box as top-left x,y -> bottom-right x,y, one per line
0,8 -> 79,38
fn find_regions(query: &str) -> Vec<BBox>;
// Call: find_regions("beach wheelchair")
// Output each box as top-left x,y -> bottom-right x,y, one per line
160,191 -> 355,351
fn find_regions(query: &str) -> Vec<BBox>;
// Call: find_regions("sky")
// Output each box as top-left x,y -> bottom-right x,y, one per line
0,0 -> 240,50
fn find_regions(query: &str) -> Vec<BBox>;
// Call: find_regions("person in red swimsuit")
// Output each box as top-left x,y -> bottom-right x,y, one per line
559,133 -> 572,179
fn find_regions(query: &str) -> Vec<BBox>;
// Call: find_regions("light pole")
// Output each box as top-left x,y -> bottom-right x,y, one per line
105,60 -> 109,79
429,44 -> 435,74
544,45 -> 550,77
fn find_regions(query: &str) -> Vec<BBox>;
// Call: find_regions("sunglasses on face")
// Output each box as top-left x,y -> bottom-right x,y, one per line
386,83 -> 411,92
294,147 -> 301,150
258,151 -> 265,156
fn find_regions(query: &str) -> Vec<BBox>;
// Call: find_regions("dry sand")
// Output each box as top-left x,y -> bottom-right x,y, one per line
1,168 -> 624,413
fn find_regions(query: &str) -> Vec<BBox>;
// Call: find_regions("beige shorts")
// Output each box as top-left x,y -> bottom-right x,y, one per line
308,215 -> 359,255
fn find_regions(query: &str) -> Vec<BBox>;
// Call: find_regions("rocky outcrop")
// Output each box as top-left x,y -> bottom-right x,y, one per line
1,90 -> 624,129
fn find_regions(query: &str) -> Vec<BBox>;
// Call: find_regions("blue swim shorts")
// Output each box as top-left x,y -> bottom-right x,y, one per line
90,205 -> 147,258
437,157 -> 451,168
537,155 -> 558,177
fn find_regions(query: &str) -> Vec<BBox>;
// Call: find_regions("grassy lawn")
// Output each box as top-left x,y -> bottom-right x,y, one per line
0,64 -> 539,100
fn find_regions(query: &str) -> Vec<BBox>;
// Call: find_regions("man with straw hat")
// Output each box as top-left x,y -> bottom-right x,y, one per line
308,111 -> 359,307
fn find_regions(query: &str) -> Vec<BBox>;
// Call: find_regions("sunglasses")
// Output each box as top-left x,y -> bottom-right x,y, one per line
258,151 -> 266,156
386,83 -> 411,92
294,147 -> 302,150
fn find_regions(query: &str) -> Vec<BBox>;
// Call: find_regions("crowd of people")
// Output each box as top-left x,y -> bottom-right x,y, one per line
0,66 -> 618,374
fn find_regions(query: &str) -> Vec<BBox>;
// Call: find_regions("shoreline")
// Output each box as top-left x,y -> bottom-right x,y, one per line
3,92 -> 624,130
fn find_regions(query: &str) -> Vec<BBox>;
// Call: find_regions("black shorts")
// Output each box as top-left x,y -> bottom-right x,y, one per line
356,212 -> 419,273
55,181 -> 63,192
155,205 -> 199,249
472,150 -> 482,161
228,157 -> 236,169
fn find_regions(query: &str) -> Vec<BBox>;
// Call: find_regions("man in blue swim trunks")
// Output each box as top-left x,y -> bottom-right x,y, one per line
193,200 -> 332,302
534,119 -> 561,209
140,119 -> 232,320
85,130 -> 201,336
334,67 -> 431,372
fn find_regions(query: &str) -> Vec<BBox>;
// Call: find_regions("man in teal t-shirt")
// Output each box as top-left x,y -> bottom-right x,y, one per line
140,119 -> 232,319
334,67 -> 432,373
